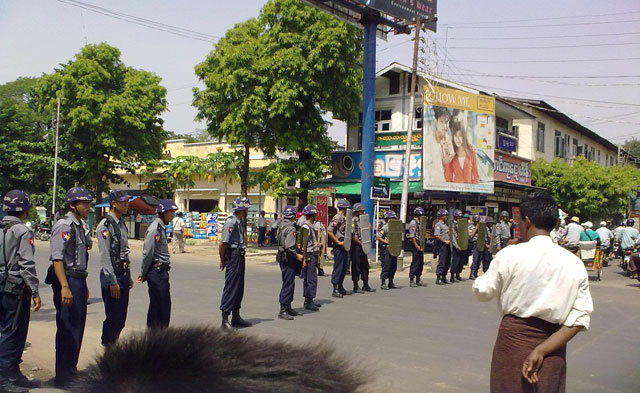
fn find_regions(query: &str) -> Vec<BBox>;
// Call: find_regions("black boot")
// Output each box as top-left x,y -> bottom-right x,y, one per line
5,368 -> 39,390
312,299 -> 323,307
416,278 -> 426,287
449,274 -> 456,283
388,279 -> 397,289
286,304 -> 300,317
362,281 -> 376,292
304,298 -> 319,311
339,284 -> 353,295
469,270 -> 477,280
381,279 -> 388,290
221,312 -> 233,330
231,309 -> 252,328
332,284 -> 343,298
0,373 -> 29,393
318,267 -> 325,276
410,277 -> 417,287
353,282 -> 365,294
278,304 -> 294,320
441,275 -> 449,284
436,275 -> 445,285
456,273 -> 464,281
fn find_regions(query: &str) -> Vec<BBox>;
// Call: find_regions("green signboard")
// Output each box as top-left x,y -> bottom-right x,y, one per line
375,131 -> 422,147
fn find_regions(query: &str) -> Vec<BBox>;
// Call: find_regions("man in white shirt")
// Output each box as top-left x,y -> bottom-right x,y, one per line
268,213 -> 280,245
171,212 -> 185,254
595,221 -> 614,257
563,216 -> 582,252
257,211 -> 267,247
472,191 -> 593,393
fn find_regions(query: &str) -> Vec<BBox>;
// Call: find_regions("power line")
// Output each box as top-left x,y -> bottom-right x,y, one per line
453,57 -> 640,64
56,0 -> 219,43
440,10 -> 640,27
439,31 -> 640,41
446,42 -> 640,50
437,74 -> 640,79
447,19 -> 640,29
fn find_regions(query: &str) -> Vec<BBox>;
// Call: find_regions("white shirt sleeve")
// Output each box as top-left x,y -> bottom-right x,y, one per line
472,252 -> 506,302
562,274 -> 593,330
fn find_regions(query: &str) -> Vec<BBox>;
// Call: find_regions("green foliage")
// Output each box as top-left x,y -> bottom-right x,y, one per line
193,0 -> 362,200
31,42 -> 168,201
622,138 -> 640,158
531,157 -> 640,220
166,129 -> 213,143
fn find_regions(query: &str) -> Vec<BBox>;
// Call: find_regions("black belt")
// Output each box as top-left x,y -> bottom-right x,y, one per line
153,262 -> 171,272
231,248 -> 245,256
65,268 -> 88,279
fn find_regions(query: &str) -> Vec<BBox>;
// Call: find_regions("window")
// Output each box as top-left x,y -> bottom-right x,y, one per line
590,147 -> 595,161
388,72 -> 399,95
597,149 -> 601,164
414,107 -> 423,130
555,131 -> 564,157
564,135 -> 570,158
358,110 -> 392,148
576,145 -> 584,157
572,138 -> 578,158
496,117 -> 510,134
536,122 -> 545,152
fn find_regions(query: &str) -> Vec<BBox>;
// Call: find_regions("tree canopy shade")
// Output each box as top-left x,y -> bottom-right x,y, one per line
531,157 -> 640,220
622,138 -> 640,159
32,42 -> 168,202
193,0 -> 363,202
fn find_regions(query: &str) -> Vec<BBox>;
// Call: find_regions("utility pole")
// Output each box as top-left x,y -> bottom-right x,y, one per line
51,98 -> 60,220
399,18 -> 421,224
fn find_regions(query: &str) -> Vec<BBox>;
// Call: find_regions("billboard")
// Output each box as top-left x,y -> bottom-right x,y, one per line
362,0 -> 437,22
331,150 -> 421,180
494,153 -> 531,186
422,86 -> 495,194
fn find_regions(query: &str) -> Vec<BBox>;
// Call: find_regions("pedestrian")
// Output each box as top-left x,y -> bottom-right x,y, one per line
473,191 -> 593,393
327,199 -> 352,298
377,209 -> 398,290
450,209 -> 466,283
171,212 -> 185,254
269,213 -> 279,245
134,212 -> 142,240
276,206 -> 302,320
408,207 -> 426,287
301,205 -> 322,311
0,190 -> 41,392
595,221 -> 614,257
257,210 -> 267,247
48,187 -> 93,388
138,199 -> 176,329
434,209 -> 451,285
495,210 -> 512,251
96,190 -> 133,346
350,203 -> 375,293
218,197 -> 251,329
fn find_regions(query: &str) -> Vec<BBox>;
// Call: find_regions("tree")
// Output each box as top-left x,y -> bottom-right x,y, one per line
168,155 -> 206,211
32,42 -> 168,202
622,138 -> 640,158
531,157 -> 640,220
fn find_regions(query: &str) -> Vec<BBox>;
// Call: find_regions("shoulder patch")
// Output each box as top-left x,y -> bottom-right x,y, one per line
154,233 -> 160,242
27,237 -> 34,246
100,229 -> 110,239
61,232 -> 71,242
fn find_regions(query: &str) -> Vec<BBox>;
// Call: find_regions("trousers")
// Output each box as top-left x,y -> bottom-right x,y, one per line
303,255 -> 318,299
146,269 -> 171,328
220,253 -> 245,313
380,247 -> 397,281
0,286 -> 31,371
279,259 -> 296,305
100,269 -> 130,345
409,246 -> 424,279
331,247 -> 348,286
435,244 -> 452,276
52,277 -> 87,384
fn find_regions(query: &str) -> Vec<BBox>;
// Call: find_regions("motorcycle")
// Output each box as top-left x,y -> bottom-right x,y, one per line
620,247 -> 637,275
34,222 -> 51,241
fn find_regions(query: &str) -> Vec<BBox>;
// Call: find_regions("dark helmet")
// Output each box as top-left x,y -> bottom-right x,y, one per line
383,210 -> 397,220
627,218 -> 635,226
232,197 -> 249,212
2,190 -> 32,212
156,199 -> 178,214
109,189 -> 130,203
413,207 -> 425,216
437,209 -> 448,217
303,204 -> 318,216
283,205 -> 297,219
336,199 -> 351,209
472,215 -> 481,223
65,187 -> 93,205
484,216 -> 495,224
500,210 -> 510,218
453,209 -> 463,218
353,202 -> 365,212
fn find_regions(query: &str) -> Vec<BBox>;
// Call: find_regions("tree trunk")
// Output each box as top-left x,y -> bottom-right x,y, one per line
224,177 -> 229,212
186,184 -> 190,212
240,143 -> 250,197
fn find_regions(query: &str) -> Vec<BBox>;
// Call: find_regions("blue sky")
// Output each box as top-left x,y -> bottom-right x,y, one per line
1,0 -> 638,145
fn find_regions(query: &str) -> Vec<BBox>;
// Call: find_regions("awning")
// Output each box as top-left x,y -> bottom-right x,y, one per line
94,196 -> 157,215
314,181 -> 422,195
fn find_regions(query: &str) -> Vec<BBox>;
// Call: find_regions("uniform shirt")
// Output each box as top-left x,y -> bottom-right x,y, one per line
221,214 -> 245,249
82,218 -> 92,250
595,227 -> 614,248
495,220 -> 511,241
377,222 -> 389,249
0,216 -> 39,295
328,212 -> 346,242
579,229 -> 600,242
469,223 -> 478,242
278,220 -> 298,259
258,216 -> 267,228
50,212 -> 89,271
473,235 -> 593,329
434,220 -> 450,242
96,212 -> 131,286
352,215 -> 362,241
172,217 -> 185,232
565,222 -> 583,247
140,218 -> 170,278
407,218 -> 420,240
617,227 -> 639,250
302,219 -> 318,254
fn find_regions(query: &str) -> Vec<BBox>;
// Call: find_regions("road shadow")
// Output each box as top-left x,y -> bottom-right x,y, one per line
87,297 -> 103,305
30,308 -> 56,322
626,282 -> 640,288
245,318 -> 273,326
314,299 -> 335,306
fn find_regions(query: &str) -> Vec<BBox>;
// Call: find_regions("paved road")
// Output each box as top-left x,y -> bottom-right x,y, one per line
23,240 -> 640,392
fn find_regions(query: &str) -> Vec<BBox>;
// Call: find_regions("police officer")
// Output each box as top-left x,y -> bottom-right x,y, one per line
48,187 -> 92,388
434,209 -> 451,285
301,205 -> 322,311
495,210 -> 512,250
327,199 -> 352,298
450,209 -> 465,283
408,207 -> 426,287
276,206 -> 302,320
0,190 -> 41,392
377,209 -> 398,290
96,190 -> 133,345
219,197 -> 251,329
482,217 -> 495,273
350,203 -> 374,293
468,215 -> 481,280
138,199 -> 176,329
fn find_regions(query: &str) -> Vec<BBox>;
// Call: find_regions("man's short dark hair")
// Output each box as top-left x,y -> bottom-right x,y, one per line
519,191 -> 558,232
433,106 -> 450,120
71,326 -> 369,393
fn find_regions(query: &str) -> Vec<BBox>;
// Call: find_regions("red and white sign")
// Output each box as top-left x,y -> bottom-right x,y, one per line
494,153 -> 531,186
315,195 -> 329,230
